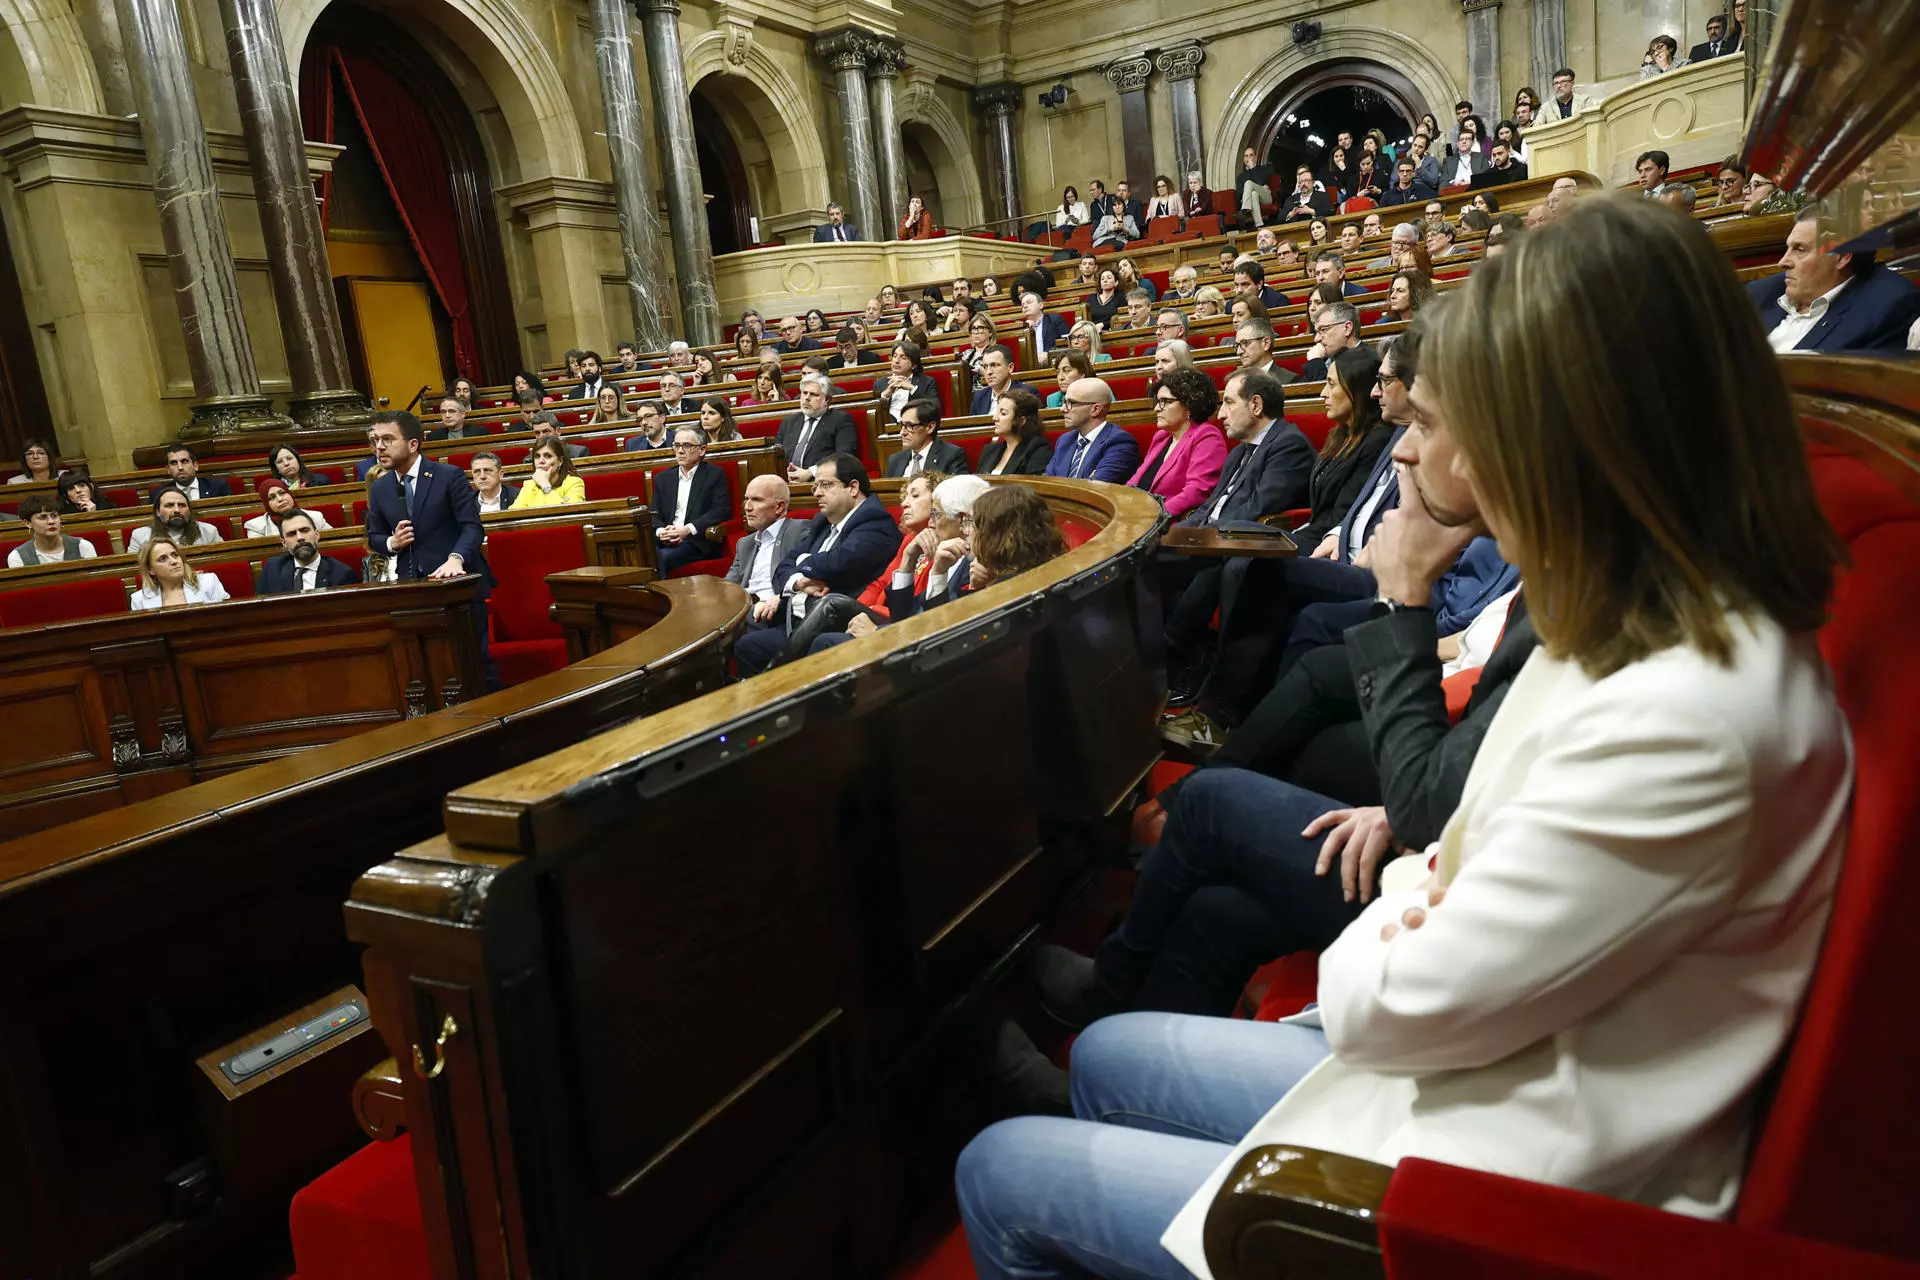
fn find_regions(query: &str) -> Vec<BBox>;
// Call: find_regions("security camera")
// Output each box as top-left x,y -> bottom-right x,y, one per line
1291,20 -> 1322,45
1037,83 -> 1072,109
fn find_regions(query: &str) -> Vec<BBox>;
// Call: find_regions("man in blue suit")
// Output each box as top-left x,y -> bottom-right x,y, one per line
1018,289 -> 1071,364
149,445 -> 234,504
364,410 -> 497,688
1749,205 -> 1920,353
259,511 -> 360,594
967,346 -> 1035,416
1046,378 -> 1141,482
812,203 -> 861,242
731,453 -> 900,675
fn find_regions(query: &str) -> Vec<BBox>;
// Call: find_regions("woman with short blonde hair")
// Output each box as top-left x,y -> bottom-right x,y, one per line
131,535 -> 231,609
1067,320 -> 1109,362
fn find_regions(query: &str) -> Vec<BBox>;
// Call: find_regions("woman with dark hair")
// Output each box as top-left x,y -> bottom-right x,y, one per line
1472,190 -> 1503,215
1387,268 -> 1436,320
1463,114 -> 1490,151
970,484 -> 1069,585
1129,368 -> 1228,519
877,341 -> 938,424
243,477 -> 334,539
898,193 -> 934,239
1054,185 -> 1089,228
1116,258 -> 1157,303
510,438 -> 585,508
740,362 -> 785,408
1324,146 -> 1353,201
1351,153 -> 1383,203
269,443 -> 319,489
981,275 -> 1000,298
1145,175 -> 1181,222
55,471 -> 114,515
1085,267 -> 1124,331
734,327 -> 762,361
804,309 -> 829,335
1307,217 -> 1331,246
1296,345 -> 1392,549
1494,118 -> 1527,166
1418,111 -> 1441,141
9,437 -> 55,485
959,313 -> 1001,377
978,386 -> 1053,476
511,371 -> 551,402
879,283 -> 899,310
1048,350 -> 1095,409
901,298 -> 938,340
1640,33 -> 1683,76
692,349 -> 721,385
697,396 -> 742,443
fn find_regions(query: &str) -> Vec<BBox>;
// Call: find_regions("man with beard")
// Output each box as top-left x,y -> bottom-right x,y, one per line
259,511 -> 360,593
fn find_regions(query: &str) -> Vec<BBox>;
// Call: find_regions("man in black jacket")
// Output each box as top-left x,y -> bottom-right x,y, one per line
150,445 -> 234,504
776,372 -> 860,482
1281,164 -> 1332,221
259,510 -> 361,594
650,425 -> 735,574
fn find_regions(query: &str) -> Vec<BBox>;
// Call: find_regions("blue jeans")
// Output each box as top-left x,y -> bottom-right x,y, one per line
956,1012 -> 1330,1280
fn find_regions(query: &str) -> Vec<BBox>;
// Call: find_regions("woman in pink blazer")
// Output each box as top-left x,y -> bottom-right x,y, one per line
1129,367 -> 1229,518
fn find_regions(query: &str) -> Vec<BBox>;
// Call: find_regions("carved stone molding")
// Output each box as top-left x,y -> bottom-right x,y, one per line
712,1 -> 754,67
1155,43 -> 1206,83
813,27 -> 871,73
1104,56 -> 1154,95
972,81 -> 1022,116
1460,0 -> 1501,10
862,36 -> 906,79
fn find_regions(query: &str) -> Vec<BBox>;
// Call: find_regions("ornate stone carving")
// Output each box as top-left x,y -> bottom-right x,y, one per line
813,28 -> 870,73
182,395 -> 296,439
712,2 -> 754,67
862,36 -> 905,78
286,388 -> 372,432
1155,42 -> 1206,82
1460,0 -> 1501,10
404,679 -> 428,720
157,710 -> 190,765
972,82 -> 1022,117
1104,56 -> 1154,95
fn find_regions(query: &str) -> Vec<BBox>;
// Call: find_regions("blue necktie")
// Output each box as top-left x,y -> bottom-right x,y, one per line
1072,437 -> 1092,477
402,470 -> 415,516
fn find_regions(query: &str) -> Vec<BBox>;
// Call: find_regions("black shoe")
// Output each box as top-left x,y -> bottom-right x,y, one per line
984,1015 -> 1071,1116
1030,945 -> 1119,1031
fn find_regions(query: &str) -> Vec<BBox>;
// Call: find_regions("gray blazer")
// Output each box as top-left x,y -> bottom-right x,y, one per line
724,517 -> 812,594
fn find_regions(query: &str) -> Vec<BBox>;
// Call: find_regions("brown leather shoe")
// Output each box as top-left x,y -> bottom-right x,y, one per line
1130,798 -> 1167,848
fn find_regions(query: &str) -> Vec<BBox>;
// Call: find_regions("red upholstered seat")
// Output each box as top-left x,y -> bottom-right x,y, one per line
485,523 -> 588,684
1340,195 -> 1376,214
0,577 -> 129,626
582,468 -> 649,503
310,503 -> 348,529
670,521 -> 745,579
311,468 -> 343,486
1144,270 -> 1171,296
204,562 -> 256,600
1290,411 -> 1335,451
583,435 -> 616,456
329,545 -> 369,578
105,487 -> 139,508
289,1134 -> 431,1280
1106,374 -> 1151,403
1210,191 -> 1238,218
1145,218 -> 1181,242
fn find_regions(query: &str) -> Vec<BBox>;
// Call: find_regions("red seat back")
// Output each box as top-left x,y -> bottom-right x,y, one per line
1290,411 -> 1335,451
582,469 -> 649,503
485,523 -> 588,641
0,577 -> 129,626
1106,374 -> 1152,403
204,561 -> 256,600
1735,444 -> 1920,1260
310,503 -> 348,529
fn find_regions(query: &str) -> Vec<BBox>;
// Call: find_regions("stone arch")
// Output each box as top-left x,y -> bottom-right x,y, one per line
898,78 -> 984,229
0,0 -> 104,113
1207,28 -> 1466,184
684,32 -> 831,215
280,0 -> 586,180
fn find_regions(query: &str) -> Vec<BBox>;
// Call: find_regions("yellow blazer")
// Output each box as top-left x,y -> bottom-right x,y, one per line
509,474 -> 586,509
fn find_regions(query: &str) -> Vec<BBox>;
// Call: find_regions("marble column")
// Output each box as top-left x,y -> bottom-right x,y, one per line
815,29 -> 883,243
1104,56 -> 1156,195
117,0 -> 289,436
865,37 -> 908,238
639,0 -> 720,346
973,83 -> 1022,230
589,0 -> 672,351
1462,0 -> 1504,123
220,0 -> 368,429
1156,43 -> 1206,187
1529,0 -> 1566,104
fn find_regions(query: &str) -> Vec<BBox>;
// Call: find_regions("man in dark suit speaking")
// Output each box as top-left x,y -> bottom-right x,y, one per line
731,453 -> 899,675
259,510 -> 360,594
1749,205 -> 1920,353
364,409 -> 497,687
776,373 -> 860,483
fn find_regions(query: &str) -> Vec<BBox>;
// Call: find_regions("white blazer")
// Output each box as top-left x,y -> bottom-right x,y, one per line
1163,613 -> 1852,1278
130,574 -> 231,610
1054,202 -> 1090,227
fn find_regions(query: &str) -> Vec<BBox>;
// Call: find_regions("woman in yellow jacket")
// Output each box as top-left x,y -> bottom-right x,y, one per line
510,439 -> 587,508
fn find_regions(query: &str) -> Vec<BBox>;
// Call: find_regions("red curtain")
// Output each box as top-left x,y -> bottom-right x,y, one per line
301,46 -> 479,375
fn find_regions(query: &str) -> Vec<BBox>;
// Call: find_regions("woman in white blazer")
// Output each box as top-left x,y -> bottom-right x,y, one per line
956,200 -> 1852,1280
130,535 -> 232,610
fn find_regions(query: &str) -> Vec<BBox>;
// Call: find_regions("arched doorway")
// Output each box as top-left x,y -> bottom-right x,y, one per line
299,3 -> 519,391
902,126 -> 942,227
1244,60 -> 1424,179
692,89 -> 753,253
684,40 -> 831,241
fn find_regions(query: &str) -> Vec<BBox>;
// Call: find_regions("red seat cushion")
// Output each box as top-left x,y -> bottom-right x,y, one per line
1106,374 -> 1151,404
310,503 -> 348,529
0,577 -> 129,626
289,1135 -> 431,1280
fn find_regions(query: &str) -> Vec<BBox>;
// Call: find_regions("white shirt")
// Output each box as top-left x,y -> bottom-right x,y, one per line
130,522 -> 222,552
8,537 -> 98,567
1163,615 -> 1852,1276
899,447 -> 932,476
477,488 -> 507,514
672,465 -> 697,530
1769,279 -> 1853,353
244,508 -> 333,539
1205,424 -> 1270,523
1447,154 -> 1476,185
745,518 -> 786,599
1346,462 -> 1396,558
130,574 -> 232,610
1442,587 -> 1518,678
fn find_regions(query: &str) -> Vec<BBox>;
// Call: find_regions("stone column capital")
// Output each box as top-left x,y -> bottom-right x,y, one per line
1103,56 -> 1153,95
1154,42 -> 1206,82
862,36 -> 906,78
1460,0 -> 1501,11
814,26 -> 872,73
972,81 -> 1022,117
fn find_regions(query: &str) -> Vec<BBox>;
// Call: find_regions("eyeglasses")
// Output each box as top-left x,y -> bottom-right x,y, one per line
1233,338 -> 1262,349
1153,396 -> 1180,406
1377,372 -> 1404,387
672,442 -> 703,451
1315,321 -> 1348,335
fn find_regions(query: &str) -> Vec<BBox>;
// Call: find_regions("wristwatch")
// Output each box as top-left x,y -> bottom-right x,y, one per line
1370,594 -> 1430,618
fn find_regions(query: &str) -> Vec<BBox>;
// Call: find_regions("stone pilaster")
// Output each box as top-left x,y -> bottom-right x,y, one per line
1155,43 -> 1206,188
1462,0 -> 1503,125
1103,56 -> 1156,195
589,0 -> 673,351
815,28 -> 884,243
1528,0 -> 1566,108
117,0 -> 289,436
865,37 -> 908,238
639,0 -> 720,346
972,82 -> 1022,230
219,0 -> 369,430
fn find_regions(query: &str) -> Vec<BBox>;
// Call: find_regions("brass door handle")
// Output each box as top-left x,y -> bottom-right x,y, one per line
411,1013 -> 459,1080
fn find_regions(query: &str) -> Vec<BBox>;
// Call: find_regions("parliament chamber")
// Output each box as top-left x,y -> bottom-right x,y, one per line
2,0 -> 1920,1277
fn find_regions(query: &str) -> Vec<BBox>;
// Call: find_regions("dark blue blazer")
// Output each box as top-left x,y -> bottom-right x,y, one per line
355,458 -> 380,481
813,223 -> 861,242
1028,313 -> 1072,361
149,476 -> 233,504
1047,424 -> 1142,483
884,554 -> 969,622
1180,420 -> 1316,527
969,380 -> 1037,417
259,552 -> 360,595
648,461 -> 733,557
1748,263 -> 1920,353
774,495 -> 900,599
1432,537 -> 1519,635
364,456 -> 492,591
1333,427 -> 1404,563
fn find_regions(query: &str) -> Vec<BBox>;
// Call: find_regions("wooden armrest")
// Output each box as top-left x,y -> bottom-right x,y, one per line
353,1056 -> 407,1141
704,524 -> 727,542
1203,1144 -> 1390,1280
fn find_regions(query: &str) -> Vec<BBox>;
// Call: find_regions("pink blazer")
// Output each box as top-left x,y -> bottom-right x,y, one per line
1129,420 -> 1229,518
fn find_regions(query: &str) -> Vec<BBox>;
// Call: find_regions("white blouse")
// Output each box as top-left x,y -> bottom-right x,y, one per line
243,508 -> 334,539
130,575 -> 232,610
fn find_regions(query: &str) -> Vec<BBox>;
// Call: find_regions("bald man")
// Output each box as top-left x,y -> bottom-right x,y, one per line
725,474 -> 810,623
773,315 -> 821,355
1045,377 -> 1141,482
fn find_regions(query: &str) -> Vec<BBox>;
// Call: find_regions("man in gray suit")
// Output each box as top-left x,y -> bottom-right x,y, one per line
726,474 -> 811,626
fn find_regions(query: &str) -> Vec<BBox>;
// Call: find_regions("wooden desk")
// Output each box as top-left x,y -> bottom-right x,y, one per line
1161,525 -> 1300,558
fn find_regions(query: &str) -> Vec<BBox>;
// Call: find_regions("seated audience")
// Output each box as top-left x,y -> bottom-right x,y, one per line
1023,289 -> 1072,362
1636,148 -> 1672,190
1750,204 -> 1920,351
1470,138 -> 1528,188
1191,285 -> 1226,320
696,396 -> 742,444
897,194 -> 934,240
1084,267 -> 1123,331
354,426 -> 386,482
586,386 -> 631,426
1638,32 -> 1684,77
814,202 -> 860,241
7,495 -> 98,566
243,477 -> 334,539
773,315 -> 822,355
827,326 -> 877,372
1281,164 -> 1331,221
1234,257 -> 1290,310
658,371 -> 692,416
611,342 -> 642,375
1117,258 -> 1157,302
624,401 -> 671,452
1046,378 -> 1142,482
130,535 -> 231,609
259,510 -> 359,593
574,350 -> 607,402
1442,126 -> 1486,186
1295,346 -> 1394,549
1130,369 -> 1228,519
733,327 -> 762,362
1116,289 -> 1154,333
980,386 -> 1054,476
1152,341 -> 1195,380
888,399 -> 971,477
1459,206 -> 1493,234
56,470 -> 114,516
1236,146 -> 1276,225
739,363 -> 785,409
1425,217 -> 1458,258
957,199 -> 1852,1280
1048,351 -> 1096,409
1484,213 -> 1526,254
9,437 -> 55,486
968,346 -> 1033,416
468,452 -> 520,513
1690,11 -> 1736,60
1167,265 -> 1200,301
874,343 -> 939,428
1656,182 -> 1697,212
510,370 -> 550,403
130,489 -> 222,552
1314,249 -> 1368,299
1387,268 -> 1435,318
957,315 -> 1001,377
1179,171 -> 1213,220
1301,300 -> 1360,381
510,439 -> 587,509
529,412 -> 588,459
726,474 -> 809,622
1542,64 -> 1597,119
649,425 -> 733,574
782,372 -> 863,479
1711,155 -> 1748,207
1144,174 -> 1181,222
1066,320 -> 1111,364
150,444 -> 233,503
1233,319 -> 1292,384
269,443 -> 322,487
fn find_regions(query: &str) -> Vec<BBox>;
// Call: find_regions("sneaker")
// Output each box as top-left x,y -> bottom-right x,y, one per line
1030,944 -> 1118,1030
1160,707 -> 1224,757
